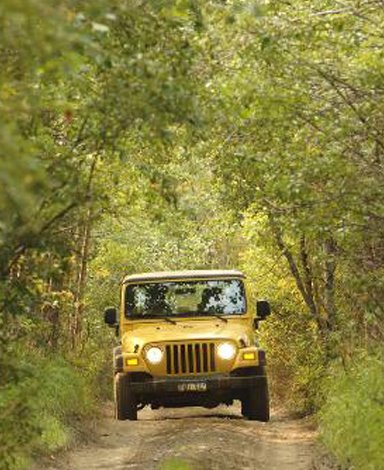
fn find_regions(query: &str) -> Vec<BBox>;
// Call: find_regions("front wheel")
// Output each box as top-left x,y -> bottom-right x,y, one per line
241,376 -> 270,422
114,373 -> 137,421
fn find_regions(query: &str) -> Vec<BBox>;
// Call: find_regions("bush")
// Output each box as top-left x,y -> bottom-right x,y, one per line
259,304 -> 325,414
0,351 -> 97,470
319,352 -> 384,470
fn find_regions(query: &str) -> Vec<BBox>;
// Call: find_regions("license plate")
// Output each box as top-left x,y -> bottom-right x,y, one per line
177,382 -> 207,392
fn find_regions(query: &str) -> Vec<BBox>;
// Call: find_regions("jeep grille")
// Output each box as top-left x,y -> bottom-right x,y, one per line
165,342 -> 216,375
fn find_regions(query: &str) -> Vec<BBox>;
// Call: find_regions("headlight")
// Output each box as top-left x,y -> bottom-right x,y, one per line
217,342 -> 236,360
146,347 -> 163,364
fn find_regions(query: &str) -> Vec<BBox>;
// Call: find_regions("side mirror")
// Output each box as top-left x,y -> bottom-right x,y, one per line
104,307 -> 117,327
256,300 -> 271,320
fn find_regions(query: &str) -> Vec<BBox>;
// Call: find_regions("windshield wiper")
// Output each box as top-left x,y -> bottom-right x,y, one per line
203,314 -> 228,323
130,314 -> 177,324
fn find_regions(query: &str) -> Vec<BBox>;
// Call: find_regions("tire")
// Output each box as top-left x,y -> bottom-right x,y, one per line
241,376 -> 270,422
241,399 -> 250,417
114,373 -> 138,421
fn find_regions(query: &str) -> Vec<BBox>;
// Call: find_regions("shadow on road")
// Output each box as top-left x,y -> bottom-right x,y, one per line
142,411 -> 244,421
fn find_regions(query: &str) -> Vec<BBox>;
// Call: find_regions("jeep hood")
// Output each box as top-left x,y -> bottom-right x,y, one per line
121,318 -> 253,353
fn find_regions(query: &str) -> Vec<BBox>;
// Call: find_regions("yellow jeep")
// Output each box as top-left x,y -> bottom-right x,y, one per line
104,270 -> 271,421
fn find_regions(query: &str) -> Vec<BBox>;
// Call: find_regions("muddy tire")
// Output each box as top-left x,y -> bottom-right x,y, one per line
114,373 -> 137,421
241,376 -> 270,422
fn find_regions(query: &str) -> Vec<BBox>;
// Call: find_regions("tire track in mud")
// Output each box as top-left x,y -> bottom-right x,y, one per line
42,404 -> 318,470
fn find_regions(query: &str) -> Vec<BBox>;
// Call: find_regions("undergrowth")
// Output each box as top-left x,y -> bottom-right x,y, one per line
319,352 -> 384,470
0,351 -> 98,470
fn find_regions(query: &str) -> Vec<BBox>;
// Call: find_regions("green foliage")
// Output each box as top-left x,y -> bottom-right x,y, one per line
260,309 -> 325,413
1,1 -> 383,469
0,352 -> 97,470
207,0 -> 384,347
0,1 -> 214,467
240,213 -> 325,412
320,352 -> 384,470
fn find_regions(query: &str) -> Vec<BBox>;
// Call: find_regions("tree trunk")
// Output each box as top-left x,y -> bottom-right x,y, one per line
268,215 -> 321,322
71,207 -> 92,350
69,155 -> 98,350
323,237 -> 337,332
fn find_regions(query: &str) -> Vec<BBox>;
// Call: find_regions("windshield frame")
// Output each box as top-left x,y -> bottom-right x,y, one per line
123,278 -> 247,320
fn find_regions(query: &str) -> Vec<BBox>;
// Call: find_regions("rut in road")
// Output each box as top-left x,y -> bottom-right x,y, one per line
44,404 -> 317,470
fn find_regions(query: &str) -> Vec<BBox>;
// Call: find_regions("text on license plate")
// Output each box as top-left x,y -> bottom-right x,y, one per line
177,382 -> 207,392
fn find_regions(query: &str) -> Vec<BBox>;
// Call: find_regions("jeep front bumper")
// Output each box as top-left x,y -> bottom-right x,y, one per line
130,372 -> 266,395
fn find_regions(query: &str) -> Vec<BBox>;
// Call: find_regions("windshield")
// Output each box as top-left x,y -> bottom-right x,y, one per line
125,279 -> 246,319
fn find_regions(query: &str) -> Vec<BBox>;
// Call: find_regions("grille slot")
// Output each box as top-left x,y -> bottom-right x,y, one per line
165,342 -> 216,375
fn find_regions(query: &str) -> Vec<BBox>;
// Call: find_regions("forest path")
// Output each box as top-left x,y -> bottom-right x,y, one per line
43,404 -> 322,470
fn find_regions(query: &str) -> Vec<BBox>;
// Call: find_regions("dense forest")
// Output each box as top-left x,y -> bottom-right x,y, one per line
0,1 -> 383,469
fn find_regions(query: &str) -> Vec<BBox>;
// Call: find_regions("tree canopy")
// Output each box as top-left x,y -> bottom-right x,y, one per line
0,1 -> 383,469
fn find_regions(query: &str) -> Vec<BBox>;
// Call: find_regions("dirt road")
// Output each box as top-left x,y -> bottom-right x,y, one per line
45,404 -> 320,470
